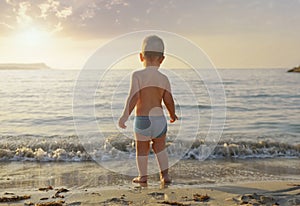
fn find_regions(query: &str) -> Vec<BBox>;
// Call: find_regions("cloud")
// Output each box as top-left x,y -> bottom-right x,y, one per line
0,0 -> 74,36
16,1 -> 32,26
79,3 -> 98,20
56,6 -> 72,18
51,21 -> 63,34
0,22 -> 14,30
0,0 -> 300,40
104,0 -> 129,10
5,0 -> 16,6
39,2 -> 51,19
39,0 -> 72,19
0,0 -> 132,37
1,0 -> 300,69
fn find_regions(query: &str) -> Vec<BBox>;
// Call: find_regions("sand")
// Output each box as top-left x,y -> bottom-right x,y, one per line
0,161 -> 299,205
0,181 -> 299,205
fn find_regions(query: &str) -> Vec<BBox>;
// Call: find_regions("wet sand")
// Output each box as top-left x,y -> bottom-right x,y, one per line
0,159 -> 299,205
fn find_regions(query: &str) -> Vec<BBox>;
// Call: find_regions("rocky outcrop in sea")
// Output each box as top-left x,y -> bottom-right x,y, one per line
287,65 -> 300,72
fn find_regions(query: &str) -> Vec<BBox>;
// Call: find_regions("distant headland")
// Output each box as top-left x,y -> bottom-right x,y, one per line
287,65 -> 300,73
0,63 -> 51,70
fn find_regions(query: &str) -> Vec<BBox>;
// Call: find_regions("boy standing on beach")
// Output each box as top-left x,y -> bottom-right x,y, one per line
118,35 -> 178,184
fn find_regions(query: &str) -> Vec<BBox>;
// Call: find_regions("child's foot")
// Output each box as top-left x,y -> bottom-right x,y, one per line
160,175 -> 172,184
160,170 -> 171,184
132,176 -> 147,184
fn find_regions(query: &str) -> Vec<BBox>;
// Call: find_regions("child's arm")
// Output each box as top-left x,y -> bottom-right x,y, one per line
119,73 -> 139,128
163,81 -> 178,123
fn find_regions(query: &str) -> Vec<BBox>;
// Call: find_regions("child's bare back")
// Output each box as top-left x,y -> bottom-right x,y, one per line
131,68 -> 172,117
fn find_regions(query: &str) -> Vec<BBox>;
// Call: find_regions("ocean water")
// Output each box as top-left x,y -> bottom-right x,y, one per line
0,68 -> 299,162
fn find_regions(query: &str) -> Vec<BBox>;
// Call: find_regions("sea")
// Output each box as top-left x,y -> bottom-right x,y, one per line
0,68 -> 299,188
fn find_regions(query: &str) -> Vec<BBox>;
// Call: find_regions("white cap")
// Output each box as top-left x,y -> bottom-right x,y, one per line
142,35 -> 164,53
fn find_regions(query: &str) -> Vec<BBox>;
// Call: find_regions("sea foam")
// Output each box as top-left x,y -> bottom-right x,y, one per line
0,135 -> 299,162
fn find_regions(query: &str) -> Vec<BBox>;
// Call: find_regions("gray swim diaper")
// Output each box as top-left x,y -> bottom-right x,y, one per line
134,116 -> 167,138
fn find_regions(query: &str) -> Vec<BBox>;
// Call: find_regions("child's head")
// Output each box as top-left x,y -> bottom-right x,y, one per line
140,35 -> 165,67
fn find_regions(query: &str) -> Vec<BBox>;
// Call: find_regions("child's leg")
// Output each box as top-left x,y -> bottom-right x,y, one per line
134,133 -> 150,183
152,134 -> 171,183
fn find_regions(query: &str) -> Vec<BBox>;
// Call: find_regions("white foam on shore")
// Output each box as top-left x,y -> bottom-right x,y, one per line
0,135 -> 299,162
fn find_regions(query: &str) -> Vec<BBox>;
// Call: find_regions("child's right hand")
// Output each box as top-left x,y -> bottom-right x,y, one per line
118,115 -> 128,129
170,114 -> 178,123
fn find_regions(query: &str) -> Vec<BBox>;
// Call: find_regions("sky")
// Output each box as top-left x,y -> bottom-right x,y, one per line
0,0 -> 300,69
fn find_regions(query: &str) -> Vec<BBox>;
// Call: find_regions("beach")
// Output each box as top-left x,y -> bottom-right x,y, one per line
0,68 -> 299,205
1,180 -> 300,206
0,159 -> 299,205
1,0 -> 300,204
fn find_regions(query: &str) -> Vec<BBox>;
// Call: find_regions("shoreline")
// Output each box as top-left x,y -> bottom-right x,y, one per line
0,158 -> 299,205
1,158 -> 299,188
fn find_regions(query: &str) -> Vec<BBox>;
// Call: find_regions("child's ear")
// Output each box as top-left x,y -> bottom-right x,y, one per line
139,53 -> 144,62
159,55 -> 165,64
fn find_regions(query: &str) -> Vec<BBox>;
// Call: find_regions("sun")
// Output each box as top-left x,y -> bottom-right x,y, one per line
14,27 -> 49,47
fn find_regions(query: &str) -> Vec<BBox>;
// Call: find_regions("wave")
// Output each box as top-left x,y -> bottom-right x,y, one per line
232,94 -> 300,99
0,135 -> 90,162
174,104 -> 221,110
186,140 -> 300,159
0,135 -> 299,162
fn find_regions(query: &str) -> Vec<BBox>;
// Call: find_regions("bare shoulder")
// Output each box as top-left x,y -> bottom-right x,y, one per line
132,68 -> 144,75
158,70 -> 170,81
131,69 -> 143,79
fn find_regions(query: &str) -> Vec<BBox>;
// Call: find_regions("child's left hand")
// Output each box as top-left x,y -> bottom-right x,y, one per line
170,114 -> 178,123
118,115 -> 128,129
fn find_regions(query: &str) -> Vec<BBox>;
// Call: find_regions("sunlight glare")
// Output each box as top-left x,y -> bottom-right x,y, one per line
15,28 -> 49,47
